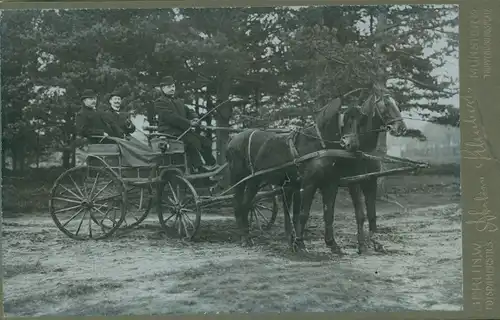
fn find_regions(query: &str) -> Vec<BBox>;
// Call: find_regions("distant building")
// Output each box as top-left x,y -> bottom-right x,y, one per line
387,122 -> 460,165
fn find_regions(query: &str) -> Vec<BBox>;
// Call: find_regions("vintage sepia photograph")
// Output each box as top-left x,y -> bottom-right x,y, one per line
2,4 -> 461,317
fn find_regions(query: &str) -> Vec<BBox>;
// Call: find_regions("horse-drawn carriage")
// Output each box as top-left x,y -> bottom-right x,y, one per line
49,91 -> 429,254
49,129 -> 280,241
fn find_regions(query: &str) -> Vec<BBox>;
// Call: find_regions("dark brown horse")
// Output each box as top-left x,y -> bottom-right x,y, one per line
338,89 -> 408,254
226,98 -> 364,252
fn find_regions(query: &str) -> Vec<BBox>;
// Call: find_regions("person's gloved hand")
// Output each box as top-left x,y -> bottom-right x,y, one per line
190,118 -> 199,126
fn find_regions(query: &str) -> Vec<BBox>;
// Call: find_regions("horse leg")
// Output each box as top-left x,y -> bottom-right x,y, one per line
320,182 -> 343,255
291,187 -> 302,246
281,186 -> 294,246
293,183 -> 316,253
348,183 -> 367,254
239,181 -> 260,247
362,177 -> 385,252
232,183 -> 247,244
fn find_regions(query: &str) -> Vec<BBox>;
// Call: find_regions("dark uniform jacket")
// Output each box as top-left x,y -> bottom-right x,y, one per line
108,110 -> 136,137
154,95 -> 196,136
75,107 -> 122,142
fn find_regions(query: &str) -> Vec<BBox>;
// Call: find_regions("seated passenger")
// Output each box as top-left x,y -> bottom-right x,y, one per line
103,89 -> 136,138
75,89 -> 122,144
154,76 -> 218,173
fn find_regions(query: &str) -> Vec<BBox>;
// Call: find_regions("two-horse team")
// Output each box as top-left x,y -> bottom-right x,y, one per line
226,90 -> 407,256
65,81 -> 411,255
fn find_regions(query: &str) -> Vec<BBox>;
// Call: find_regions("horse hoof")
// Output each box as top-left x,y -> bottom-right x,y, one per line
331,246 -> 344,255
373,243 -> 387,253
292,240 -> 306,253
357,245 -> 368,255
240,238 -> 254,248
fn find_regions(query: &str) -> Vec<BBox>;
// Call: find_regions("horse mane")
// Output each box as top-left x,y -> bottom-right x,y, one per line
314,98 -> 343,141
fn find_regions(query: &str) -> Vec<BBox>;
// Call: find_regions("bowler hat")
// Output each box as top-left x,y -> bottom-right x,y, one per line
108,88 -> 125,99
160,76 -> 175,86
81,89 -> 96,100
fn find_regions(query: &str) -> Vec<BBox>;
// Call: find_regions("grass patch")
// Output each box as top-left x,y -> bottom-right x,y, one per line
2,167 -> 67,216
3,261 -> 45,279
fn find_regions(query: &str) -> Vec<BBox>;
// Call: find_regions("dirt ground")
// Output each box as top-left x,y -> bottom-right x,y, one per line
2,174 -> 463,316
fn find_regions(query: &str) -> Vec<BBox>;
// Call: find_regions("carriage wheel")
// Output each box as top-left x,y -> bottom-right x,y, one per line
49,165 -> 127,240
249,187 -> 279,231
121,184 -> 153,229
157,173 -> 201,240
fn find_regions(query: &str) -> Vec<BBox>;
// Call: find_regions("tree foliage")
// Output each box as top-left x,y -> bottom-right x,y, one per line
1,5 -> 459,170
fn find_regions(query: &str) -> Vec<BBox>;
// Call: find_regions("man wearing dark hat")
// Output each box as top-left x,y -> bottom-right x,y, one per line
76,89 -> 122,143
104,89 -> 136,138
154,76 -> 218,172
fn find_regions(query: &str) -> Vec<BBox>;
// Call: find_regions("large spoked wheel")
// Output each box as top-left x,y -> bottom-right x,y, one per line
249,186 -> 279,231
49,164 -> 127,240
157,173 -> 201,240
121,184 -> 153,229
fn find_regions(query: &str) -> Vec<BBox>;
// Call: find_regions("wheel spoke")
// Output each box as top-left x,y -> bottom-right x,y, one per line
75,210 -> 88,236
176,184 -> 181,204
88,210 -> 93,238
182,212 -> 195,230
255,203 -> 272,212
53,197 -> 82,205
89,172 -> 100,199
54,204 -> 83,215
94,193 -> 122,202
180,196 -> 195,207
62,207 -> 85,227
69,174 -> 85,198
252,210 -> 262,230
91,180 -> 114,201
168,182 -> 178,203
181,214 -> 191,237
59,185 -> 83,201
177,215 -> 183,237
138,189 -> 144,208
255,207 -> 270,224
164,213 -> 176,223
93,205 -> 112,223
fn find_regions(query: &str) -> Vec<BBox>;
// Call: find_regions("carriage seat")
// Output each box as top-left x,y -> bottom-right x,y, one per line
338,106 -> 347,132
85,144 -> 121,156
149,136 -> 185,154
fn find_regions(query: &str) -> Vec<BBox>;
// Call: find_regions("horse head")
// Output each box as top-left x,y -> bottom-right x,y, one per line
339,104 -> 364,152
375,93 -> 407,136
359,90 -> 407,137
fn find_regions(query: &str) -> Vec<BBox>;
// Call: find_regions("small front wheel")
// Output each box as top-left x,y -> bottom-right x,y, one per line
157,173 -> 201,240
122,184 -> 153,229
249,188 -> 279,231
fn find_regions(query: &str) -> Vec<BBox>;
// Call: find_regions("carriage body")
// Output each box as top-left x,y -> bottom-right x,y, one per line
84,138 -> 188,178
48,137 -> 194,241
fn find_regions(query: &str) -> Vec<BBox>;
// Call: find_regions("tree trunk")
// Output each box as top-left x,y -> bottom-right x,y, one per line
1,141 -> 6,171
62,150 -> 71,169
12,144 -> 18,172
374,8 -> 389,198
214,77 -> 232,165
19,147 -> 26,173
205,92 -> 214,150
36,131 -> 40,169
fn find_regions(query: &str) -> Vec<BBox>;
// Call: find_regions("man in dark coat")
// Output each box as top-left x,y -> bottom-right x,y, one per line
154,76 -> 218,172
104,89 -> 136,138
75,89 -> 122,143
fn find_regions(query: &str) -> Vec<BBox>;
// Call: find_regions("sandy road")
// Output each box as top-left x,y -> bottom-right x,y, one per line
3,176 -> 463,316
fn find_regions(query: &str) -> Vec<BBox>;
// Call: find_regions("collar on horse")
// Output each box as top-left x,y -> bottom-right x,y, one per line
287,123 -> 326,164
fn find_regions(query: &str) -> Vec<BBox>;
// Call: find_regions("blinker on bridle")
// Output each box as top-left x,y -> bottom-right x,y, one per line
373,94 -> 403,130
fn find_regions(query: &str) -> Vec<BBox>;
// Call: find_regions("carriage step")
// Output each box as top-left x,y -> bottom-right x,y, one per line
122,177 -> 158,185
